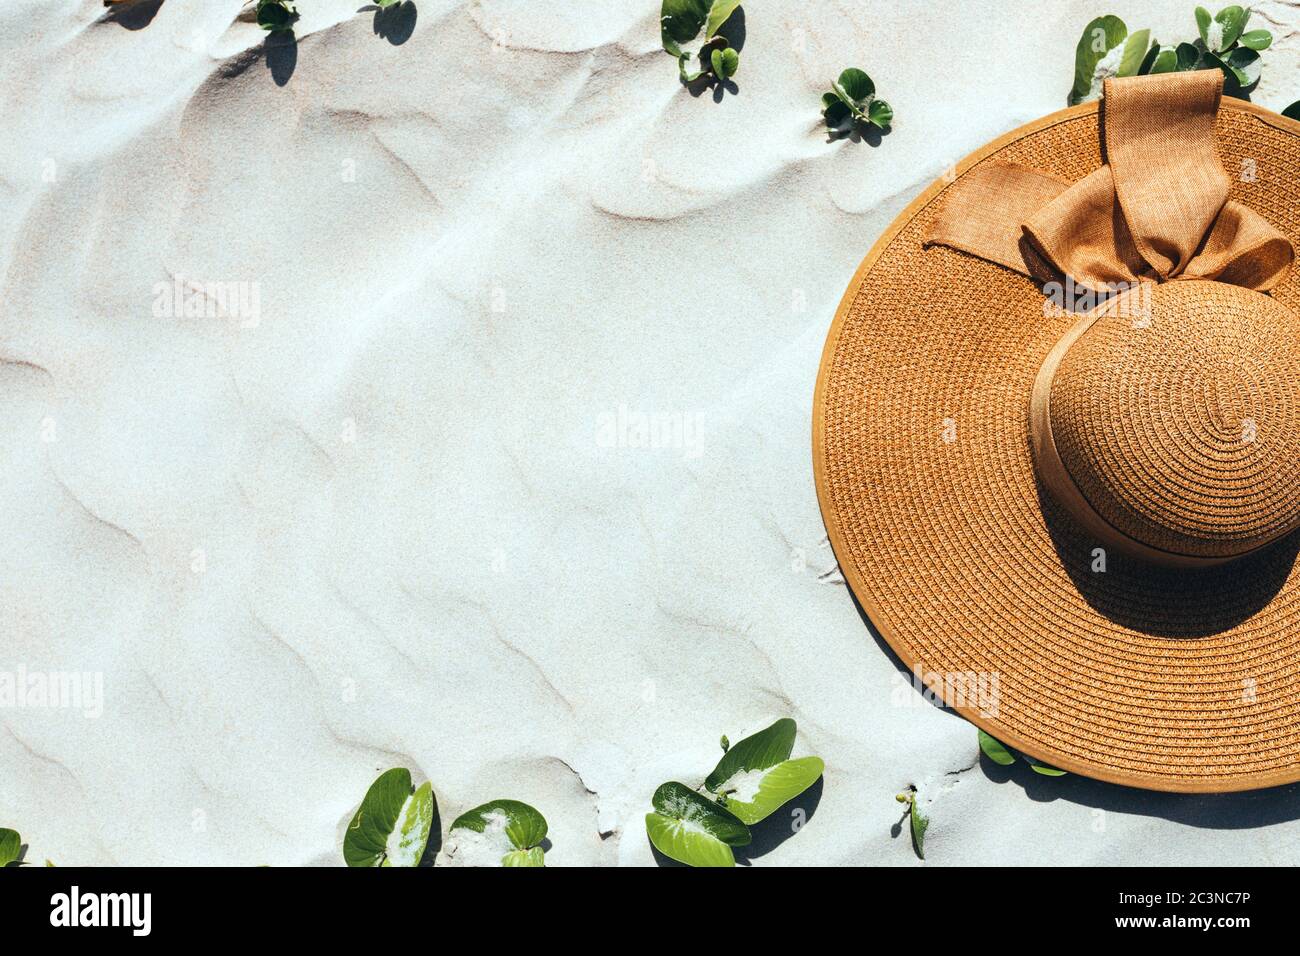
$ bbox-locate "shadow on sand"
[265,31,297,87]
[100,0,164,30]
[366,1,418,45]
[826,122,891,147]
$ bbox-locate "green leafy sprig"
[255,0,299,34]
[0,828,21,867]
[343,768,436,867]
[895,788,928,860]
[1069,7,1272,105]
[645,717,824,867]
[661,0,743,84]
[343,768,548,867]
[822,68,893,134]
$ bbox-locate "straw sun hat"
[813,70,1300,792]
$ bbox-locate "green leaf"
[375,0,401,7]
[978,730,1016,766]
[833,86,868,120]
[704,0,742,39]
[835,67,875,104]
[1116,29,1151,78]
[256,0,298,34]
[1137,42,1160,75]
[382,781,434,867]
[1175,41,1203,71]
[1027,757,1068,777]
[645,813,732,867]
[867,98,893,128]
[705,717,797,792]
[1223,46,1261,87]
[343,768,422,867]
[909,796,929,860]
[712,47,739,79]
[645,782,750,867]
[1195,7,1212,45]
[678,53,706,84]
[1202,49,1246,90]
[717,756,823,824]
[710,47,725,79]
[502,846,546,867]
[720,735,730,752]
[1238,29,1271,51]
[0,829,20,867]
[451,799,547,851]
[823,99,852,130]
[661,0,710,48]
[1215,5,1249,50]
[1283,101,1300,122]
[1069,15,1127,106]
[1146,47,1179,74]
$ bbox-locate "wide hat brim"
[814,97,1300,793]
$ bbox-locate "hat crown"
[1049,281,1300,560]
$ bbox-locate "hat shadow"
[977,747,1300,829]
[1036,479,1300,639]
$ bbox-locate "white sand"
[1,0,1299,866]
[440,810,515,867]
[719,767,767,803]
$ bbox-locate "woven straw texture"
[814,100,1300,792]
[1051,282,1300,560]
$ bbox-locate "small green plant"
[1068,7,1272,105]
[978,729,1067,776]
[1069,17,1148,105]
[343,768,436,867]
[646,783,751,867]
[446,800,548,867]
[1284,101,1300,122]
[822,68,893,134]
[343,768,547,868]
[0,828,21,867]
[895,788,928,860]
[660,0,743,84]
[256,0,299,34]
[645,717,824,867]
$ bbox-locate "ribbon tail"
[923,164,1066,283]
[1103,71,1230,280]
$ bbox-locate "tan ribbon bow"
[925,71,1296,569]
[925,71,1294,292]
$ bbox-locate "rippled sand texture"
[2,0,1299,865]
